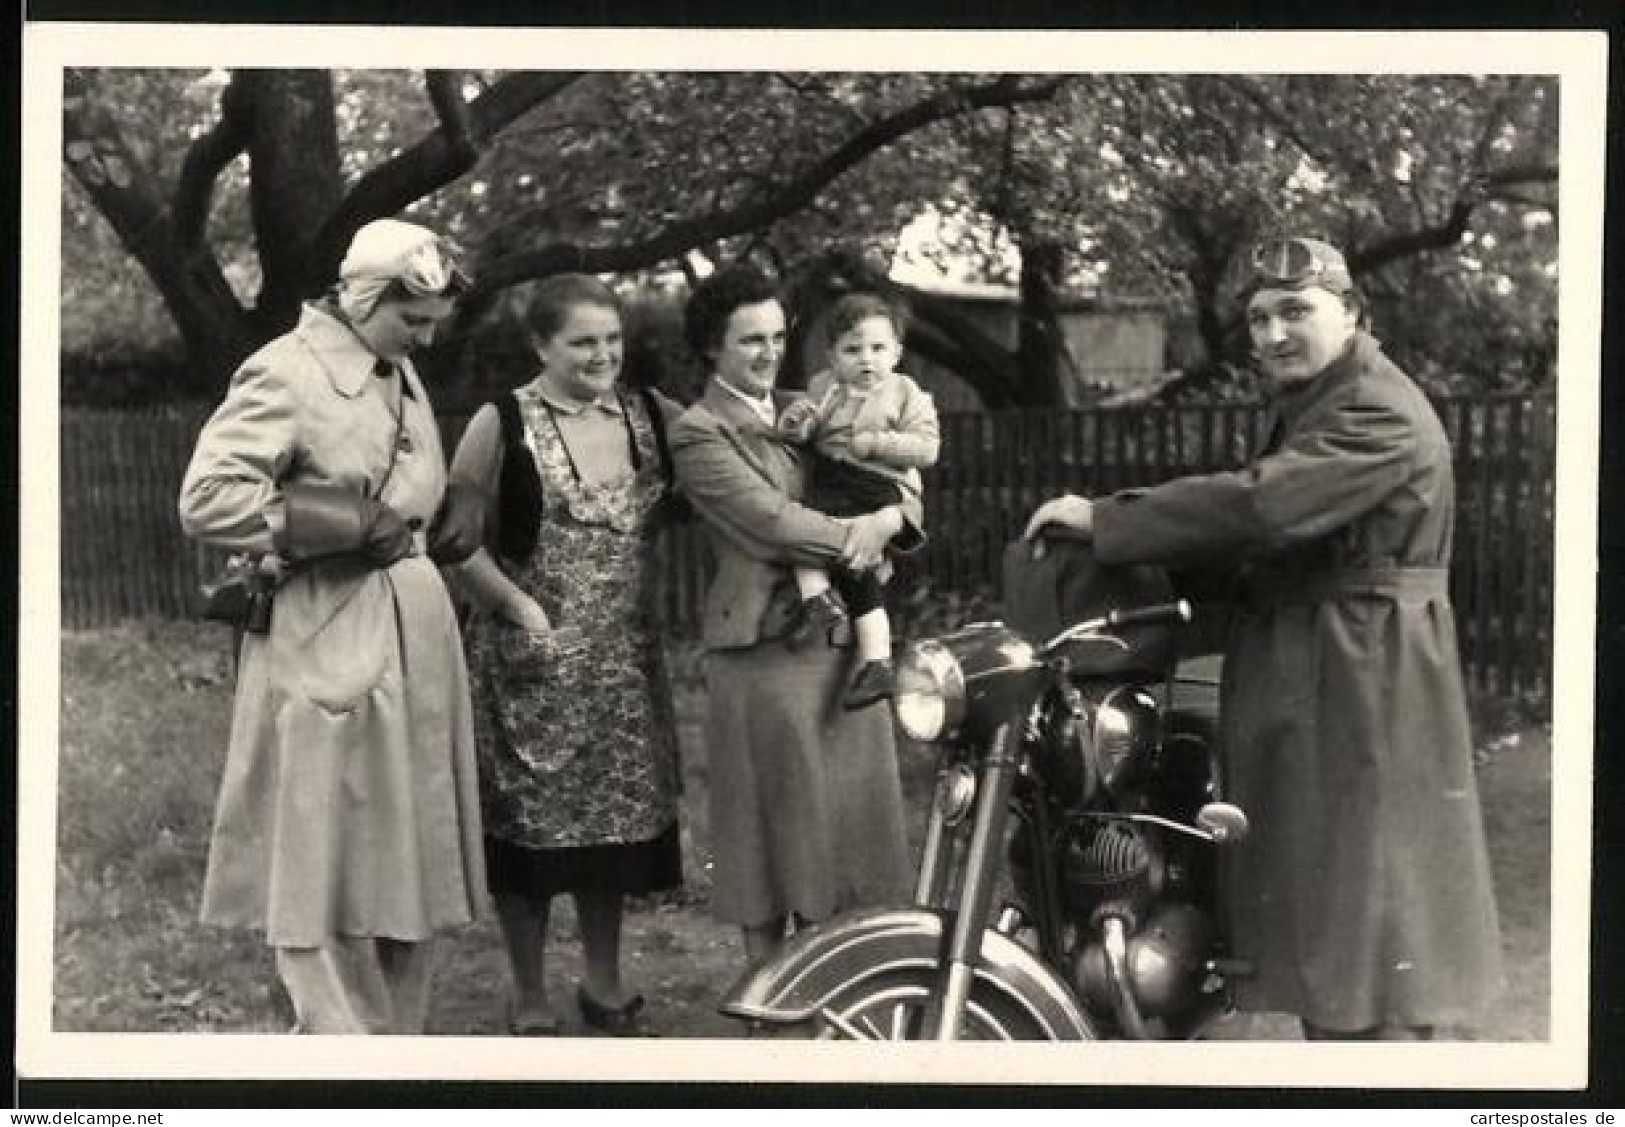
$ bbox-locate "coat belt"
[1246,565,1450,605]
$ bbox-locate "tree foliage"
[60,67,1557,408]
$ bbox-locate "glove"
[427,481,486,566]
[277,483,416,568]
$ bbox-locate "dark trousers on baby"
[802,452,905,618]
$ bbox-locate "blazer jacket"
[670,379,921,650]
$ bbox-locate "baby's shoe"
[843,658,896,711]
[786,591,848,650]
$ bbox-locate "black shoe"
[786,591,848,651]
[843,658,896,711]
[576,985,653,1037]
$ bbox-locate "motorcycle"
[719,537,1252,1041]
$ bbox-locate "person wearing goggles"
[178,217,488,1034]
[1023,235,1502,1041]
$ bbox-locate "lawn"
[46,619,1552,1041]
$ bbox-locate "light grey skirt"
[701,637,911,928]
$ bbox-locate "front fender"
[719,906,1094,1040]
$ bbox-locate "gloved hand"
[277,483,416,568]
[427,480,486,566]
[357,499,416,567]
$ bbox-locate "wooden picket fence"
[56,392,1556,697]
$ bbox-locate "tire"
[809,968,1055,1041]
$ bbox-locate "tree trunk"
[63,69,260,393]
[1014,237,1071,406]
[237,70,347,338]
[158,261,262,392]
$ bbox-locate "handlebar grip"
[1036,524,1094,544]
[1105,599,1192,630]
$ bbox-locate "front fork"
[924,719,1024,1040]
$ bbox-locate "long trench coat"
[1092,332,1502,1031]
[178,303,486,948]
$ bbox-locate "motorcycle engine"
[1057,823,1217,1024]
[1060,819,1161,915]
[1073,901,1216,1021]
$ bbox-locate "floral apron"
[466,388,681,850]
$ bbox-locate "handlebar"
[1077,802,1249,846]
[1105,600,1193,631]
[1033,524,1094,544]
[1039,599,1192,655]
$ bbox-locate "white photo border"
[17,23,1607,1090]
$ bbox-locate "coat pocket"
[272,567,394,712]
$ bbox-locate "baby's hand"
[777,398,818,442]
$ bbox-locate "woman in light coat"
[178,219,487,1034]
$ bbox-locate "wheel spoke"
[820,1007,880,1040]
[813,976,1049,1041]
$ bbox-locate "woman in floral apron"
[449,274,683,1036]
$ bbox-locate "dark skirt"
[484,822,683,901]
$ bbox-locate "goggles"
[393,239,471,297]
[1247,237,1353,293]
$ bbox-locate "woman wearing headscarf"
[178,218,487,1034]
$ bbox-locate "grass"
[48,619,1551,1040]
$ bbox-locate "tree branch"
[1486,163,1559,190]
[1212,75,1345,172]
[62,69,253,373]
[473,74,1069,294]
[1350,161,1556,275]
[425,69,477,159]
[63,70,177,266]
[172,73,251,252]
[1347,198,1476,274]
[305,70,586,290]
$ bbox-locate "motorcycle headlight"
[1091,686,1160,795]
[892,639,966,741]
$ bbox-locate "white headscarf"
[336,218,462,322]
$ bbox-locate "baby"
[778,292,941,710]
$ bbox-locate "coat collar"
[701,377,783,433]
[696,379,801,486]
[525,376,626,418]
[1270,331,1378,433]
[705,376,780,430]
[291,301,393,400]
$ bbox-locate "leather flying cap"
[1246,236,1354,295]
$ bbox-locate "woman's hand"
[504,596,553,634]
[840,506,904,571]
[1022,494,1095,551]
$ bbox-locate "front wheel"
[811,969,1055,1040]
